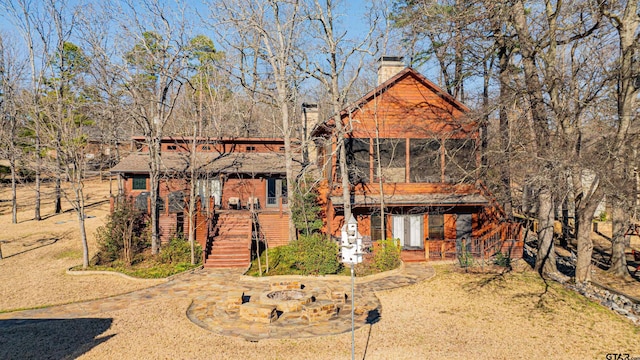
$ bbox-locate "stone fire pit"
[259,289,314,313]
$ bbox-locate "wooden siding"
[329,182,481,198]
[221,178,266,209]
[343,74,475,139]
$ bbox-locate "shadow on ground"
[0,318,114,360]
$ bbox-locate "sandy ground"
[1,178,639,359]
[0,177,164,311]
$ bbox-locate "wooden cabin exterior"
[311,59,523,262]
[110,137,296,268]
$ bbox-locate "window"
[132,175,148,190]
[410,139,441,182]
[345,138,370,183]
[279,146,285,152]
[196,179,222,209]
[168,191,184,213]
[166,145,177,151]
[444,139,476,183]
[201,145,211,151]
[157,196,165,213]
[135,192,149,212]
[370,214,385,242]
[267,178,287,206]
[428,214,444,240]
[375,138,406,182]
[246,146,256,152]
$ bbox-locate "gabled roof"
[312,67,470,136]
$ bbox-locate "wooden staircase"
[204,212,252,268]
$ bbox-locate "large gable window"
[444,139,476,183]
[375,138,406,183]
[345,138,370,184]
[410,139,441,183]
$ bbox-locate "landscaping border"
[66,265,204,281]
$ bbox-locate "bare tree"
[114,0,194,255]
[302,0,381,224]
[601,0,639,278]
[208,0,304,242]
[1,0,51,221]
[0,33,25,224]
[511,0,607,277]
[31,0,93,268]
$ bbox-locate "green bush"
[494,251,512,269]
[294,233,342,275]
[160,236,202,265]
[458,248,474,269]
[95,199,149,265]
[267,244,297,272]
[353,238,402,276]
[372,238,402,272]
[247,245,298,276]
[247,234,342,276]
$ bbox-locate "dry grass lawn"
[0,178,639,359]
[0,177,164,311]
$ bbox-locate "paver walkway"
[0,263,435,340]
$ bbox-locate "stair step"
[204,213,254,268]
[204,261,249,268]
[213,239,250,242]
[211,250,250,256]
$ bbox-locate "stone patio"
[0,263,435,341]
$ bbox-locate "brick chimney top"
[377,56,405,85]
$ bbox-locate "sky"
[0,0,455,100]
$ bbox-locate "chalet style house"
[311,57,522,262]
[110,57,522,268]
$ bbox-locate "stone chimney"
[377,56,405,86]
[302,103,319,165]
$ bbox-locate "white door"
[392,215,423,249]
[409,216,423,248]
[392,216,405,246]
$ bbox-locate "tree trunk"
[188,123,198,265]
[188,191,196,265]
[75,186,89,269]
[610,200,630,278]
[535,187,558,275]
[10,157,17,224]
[281,100,297,243]
[149,136,161,255]
[497,43,512,218]
[55,167,62,214]
[34,132,41,221]
[575,207,593,283]
[574,194,602,283]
